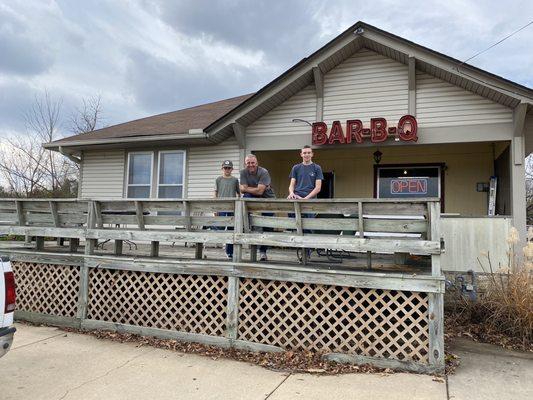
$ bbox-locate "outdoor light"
[373,150,382,164]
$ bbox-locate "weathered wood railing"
[0,198,442,270]
[0,197,444,373]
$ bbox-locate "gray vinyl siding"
[246,85,316,138]
[323,49,409,124]
[80,150,125,199]
[187,139,241,198]
[416,71,513,127]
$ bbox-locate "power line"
[460,20,533,65]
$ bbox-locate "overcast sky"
[1,0,532,139]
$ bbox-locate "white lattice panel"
[238,279,429,363]
[12,261,80,317]
[87,269,228,336]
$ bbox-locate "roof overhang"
[43,131,216,153]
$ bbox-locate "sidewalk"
[0,323,531,400]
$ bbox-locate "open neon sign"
[390,178,428,195]
[312,115,418,145]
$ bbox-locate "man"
[287,145,323,262]
[288,145,323,200]
[240,154,275,261]
[214,160,240,259]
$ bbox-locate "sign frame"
[373,163,445,212]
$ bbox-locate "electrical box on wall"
[476,182,489,192]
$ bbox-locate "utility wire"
[460,20,533,65]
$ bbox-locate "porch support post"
[35,236,45,251]
[233,122,246,149]
[76,262,90,320]
[114,240,123,256]
[226,199,243,341]
[428,292,445,372]
[150,241,160,257]
[429,202,441,277]
[313,66,324,122]
[85,201,96,255]
[194,243,203,259]
[408,56,416,116]
[511,103,527,268]
[69,238,79,253]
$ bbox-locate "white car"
[0,255,16,358]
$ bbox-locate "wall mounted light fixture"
[373,149,383,164]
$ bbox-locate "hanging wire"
[451,19,533,100]
[460,20,533,65]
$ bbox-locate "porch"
[1,197,447,373]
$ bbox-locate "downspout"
[58,146,81,164]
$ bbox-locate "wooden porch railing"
[0,197,445,373]
[0,197,442,272]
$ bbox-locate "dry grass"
[447,269,532,351]
[477,268,533,345]
[447,227,533,351]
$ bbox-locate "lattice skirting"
[87,268,228,336]
[238,278,430,363]
[12,261,434,366]
[12,261,80,318]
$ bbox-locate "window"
[157,151,185,198]
[377,166,441,199]
[127,152,153,198]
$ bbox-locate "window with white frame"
[126,150,186,199]
[157,151,185,198]
[127,152,153,198]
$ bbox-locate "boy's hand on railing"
[287,193,302,200]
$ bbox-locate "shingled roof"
[46,93,254,148]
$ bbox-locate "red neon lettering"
[312,122,328,145]
[398,115,418,142]
[346,120,363,143]
[328,120,345,144]
[370,118,387,143]
[312,116,419,145]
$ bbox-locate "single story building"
[45,21,533,272]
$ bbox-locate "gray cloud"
[125,47,262,113]
[0,81,36,134]
[0,7,54,76]
[147,0,327,66]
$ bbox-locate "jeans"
[217,211,233,257]
[243,193,272,254]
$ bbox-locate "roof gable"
[205,21,532,136]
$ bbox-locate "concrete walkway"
[0,324,531,400]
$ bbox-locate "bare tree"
[526,156,533,203]
[69,95,104,134]
[0,135,47,197]
[23,90,68,193]
[0,91,98,198]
